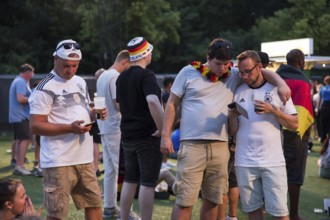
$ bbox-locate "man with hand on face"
[160,38,292,220]
[0,178,42,220]
[29,39,106,220]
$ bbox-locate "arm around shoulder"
[262,69,291,102]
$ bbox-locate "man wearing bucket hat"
[29,39,104,220]
[116,37,163,220]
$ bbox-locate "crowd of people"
[2,35,330,220]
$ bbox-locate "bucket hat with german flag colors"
[127,37,153,62]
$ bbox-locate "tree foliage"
[126,0,180,60]
[1,0,329,74]
[251,0,330,55]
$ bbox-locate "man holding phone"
[29,39,106,220]
[229,50,298,220]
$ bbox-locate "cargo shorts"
[43,163,102,219]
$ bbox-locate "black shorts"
[35,134,40,146]
[92,134,101,144]
[13,119,31,140]
[89,123,102,144]
[122,136,162,187]
[283,130,308,185]
[228,151,238,188]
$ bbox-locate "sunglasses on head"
[56,42,81,51]
[213,41,233,50]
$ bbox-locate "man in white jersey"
[160,38,292,220]
[96,50,131,218]
[229,50,298,220]
[29,39,105,220]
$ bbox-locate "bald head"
[286,49,305,70]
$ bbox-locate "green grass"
[1,134,329,220]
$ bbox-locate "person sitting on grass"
[0,178,42,220]
[318,136,330,179]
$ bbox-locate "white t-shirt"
[234,82,297,167]
[171,65,240,141]
[29,71,93,168]
[96,68,121,135]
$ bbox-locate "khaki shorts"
[43,163,102,219]
[173,140,229,207]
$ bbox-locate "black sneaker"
[96,169,102,177]
[31,167,43,177]
[10,159,16,167]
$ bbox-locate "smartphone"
[83,121,96,127]
[227,102,237,109]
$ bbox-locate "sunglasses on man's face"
[56,43,81,51]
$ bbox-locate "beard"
[246,73,261,87]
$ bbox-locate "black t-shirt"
[116,66,161,140]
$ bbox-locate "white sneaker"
[13,167,31,176]
[161,163,170,170]
[117,211,141,220]
[165,161,176,168]
[225,216,238,220]
[128,211,141,220]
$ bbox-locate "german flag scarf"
[277,64,314,138]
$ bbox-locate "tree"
[251,0,330,55]
[2,0,310,74]
[154,0,290,73]
[0,0,52,73]
[77,0,128,71]
[125,0,180,72]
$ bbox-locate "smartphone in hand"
[227,102,237,109]
[83,121,96,127]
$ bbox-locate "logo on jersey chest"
[77,83,85,94]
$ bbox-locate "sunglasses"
[213,41,233,50]
[238,63,259,77]
[56,42,81,51]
